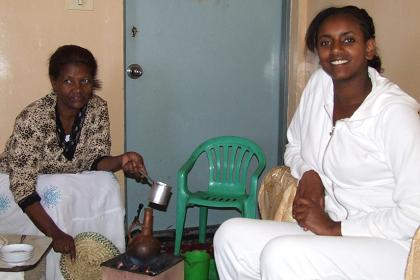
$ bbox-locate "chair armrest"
[258,166,297,222]
[248,160,267,200]
[178,154,198,176]
[405,227,420,280]
[177,152,202,195]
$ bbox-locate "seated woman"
[214,6,420,280]
[0,45,147,260]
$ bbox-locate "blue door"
[125,0,289,230]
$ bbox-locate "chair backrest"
[190,136,266,195]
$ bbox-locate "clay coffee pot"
[127,207,161,260]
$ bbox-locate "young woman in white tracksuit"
[214,6,420,280]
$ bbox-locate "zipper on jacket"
[322,124,336,174]
[321,123,337,198]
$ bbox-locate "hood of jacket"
[320,67,419,122]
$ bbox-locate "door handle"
[127,64,143,79]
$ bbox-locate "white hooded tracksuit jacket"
[285,67,420,250]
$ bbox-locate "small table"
[0,234,52,279]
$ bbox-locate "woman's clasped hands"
[292,170,341,236]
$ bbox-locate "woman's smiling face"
[316,13,375,82]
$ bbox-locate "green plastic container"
[208,258,219,280]
[184,250,210,280]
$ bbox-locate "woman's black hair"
[305,5,382,72]
[48,45,101,89]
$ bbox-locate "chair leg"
[174,202,187,256]
[198,206,208,243]
[243,202,257,219]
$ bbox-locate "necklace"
[55,105,87,160]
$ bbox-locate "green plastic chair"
[174,136,266,255]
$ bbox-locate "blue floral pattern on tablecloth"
[0,194,11,215]
[40,186,61,209]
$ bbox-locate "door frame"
[278,0,291,165]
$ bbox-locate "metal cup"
[148,181,172,206]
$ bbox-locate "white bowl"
[0,244,34,263]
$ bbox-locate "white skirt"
[0,171,125,280]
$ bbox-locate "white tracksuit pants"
[214,218,409,280]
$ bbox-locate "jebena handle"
[127,218,143,243]
[127,203,144,242]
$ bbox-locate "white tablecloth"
[0,272,24,280]
[0,171,126,280]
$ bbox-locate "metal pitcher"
[149,181,172,207]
